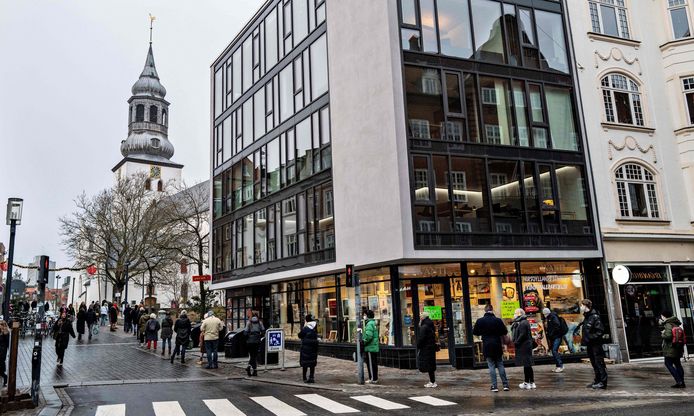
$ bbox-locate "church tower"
[112,37,183,191]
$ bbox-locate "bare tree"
[60,173,175,301]
[157,181,210,313]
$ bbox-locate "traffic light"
[346,264,354,287]
[38,255,50,285]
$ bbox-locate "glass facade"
[400,0,595,250]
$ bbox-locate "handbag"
[501,334,512,346]
[92,325,99,336]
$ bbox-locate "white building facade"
[566,0,694,360]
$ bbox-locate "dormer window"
[151,138,161,148]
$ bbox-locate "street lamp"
[2,198,23,320]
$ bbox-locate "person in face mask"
[578,299,608,389]
[362,309,380,384]
[512,308,535,390]
[659,309,686,388]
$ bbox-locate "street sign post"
[264,328,285,372]
[354,270,364,385]
[32,255,49,406]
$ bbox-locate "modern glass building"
[211,0,607,369]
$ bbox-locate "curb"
[240,376,344,392]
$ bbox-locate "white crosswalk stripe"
[203,399,247,416]
[350,395,410,410]
[295,394,360,414]
[251,396,307,416]
[408,396,456,406]
[152,401,186,416]
[95,404,125,416]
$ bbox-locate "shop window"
[669,0,692,40]
[682,77,694,125]
[271,281,304,340]
[601,73,644,126]
[589,0,631,39]
[304,285,339,342]
[614,163,660,219]
[546,86,579,151]
[341,268,394,345]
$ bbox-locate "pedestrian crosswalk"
[91,394,456,415]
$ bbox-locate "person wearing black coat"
[512,309,535,390]
[171,310,192,364]
[130,307,141,337]
[108,303,118,331]
[123,305,132,333]
[417,313,438,388]
[85,306,97,341]
[0,320,10,386]
[53,312,76,366]
[76,304,87,341]
[578,299,608,389]
[298,314,319,383]
[542,308,565,372]
[472,304,509,392]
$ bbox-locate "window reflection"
[405,67,444,140]
[451,157,489,233]
[480,77,513,146]
[536,10,569,74]
[546,87,578,151]
[472,0,505,63]
[489,160,523,233]
[556,165,589,234]
[438,0,473,59]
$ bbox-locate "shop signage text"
[423,305,442,320]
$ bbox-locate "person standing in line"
[145,313,160,350]
[543,308,565,373]
[660,309,686,388]
[362,310,380,384]
[417,312,438,388]
[67,304,75,321]
[100,302,108,326]
[0,320,10,386]
[473,304,510,392]
[123,303,132,334]
[138,307,149,346]
[201,311,223,369]
[243,312,265,377]
[76,304,86,342]
[131,306,141,337]
[299,314,319,383]
[171,310,191,364]
[160,311,174,357]
[512,308,536,390]
[52,311,76,366]
[85,305,97,341]
[578,299,608,389]
[108,303,118,332]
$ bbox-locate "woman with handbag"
[512,308,536,390]
[416,312,438,388]
[171,310,191,364]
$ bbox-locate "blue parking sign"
[267,330,284,352]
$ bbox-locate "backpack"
[672,326,687,346]
[147,319,158,332]
[247,323,262,344]
[558,316,569,336]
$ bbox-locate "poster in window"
[328,298,338,318]
[379,296,389,318]
[368,296,379,318]
[292,303,300,323]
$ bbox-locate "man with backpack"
[243,312,265,376]
[660,309,686,388]
[578,299,608,389]
[543,308,568,373]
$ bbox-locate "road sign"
[192,274,212,282]
[267,329,284,352]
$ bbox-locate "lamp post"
[2,198,23,320]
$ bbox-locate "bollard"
[8,321,19,399]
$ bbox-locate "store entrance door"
[412,280,454,365]
[675,286,694,356]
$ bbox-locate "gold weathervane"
[149,13,156,44]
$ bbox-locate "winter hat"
[542,308,551,316]
[180,310,187,316]
[420,312,430,321]
[305,314,314,322]
[150,313,156,319]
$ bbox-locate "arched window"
[601,73,644,126]
[162,109,168,126]
[145,178,151,191]
[149,105,158,123]
[615,163,660,218]
[135,104,145,122]
[157,180,163,192]
[129,105,132,123]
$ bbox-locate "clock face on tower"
[150,166,161,179]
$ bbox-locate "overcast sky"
[0,0,263,284]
